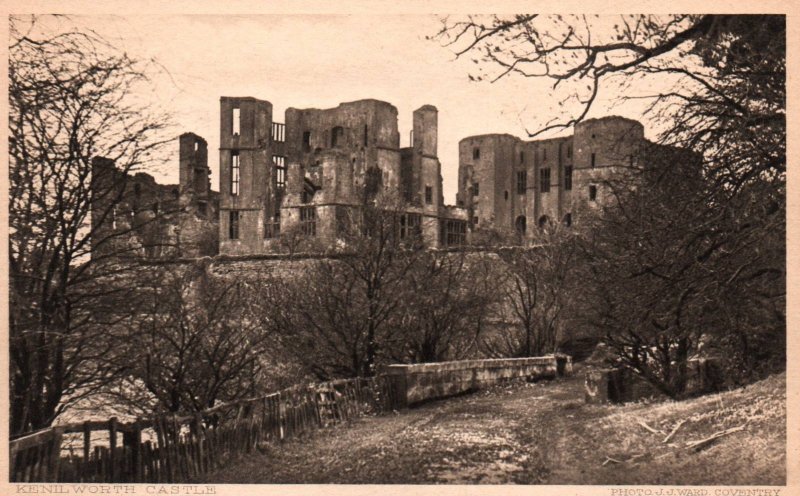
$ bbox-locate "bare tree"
[394,250,498,364]
[483,239,577,359]
[434,15,785,390]
[271,206,424,379]
[113,265,274,414]
[8,15,172,434]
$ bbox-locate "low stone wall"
[584,358,722,404]
[384,355,570,408]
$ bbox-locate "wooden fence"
[10,376,398,483]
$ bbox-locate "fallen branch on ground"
[602,456,623,466]
[637,419,664,435]
[663,420,687,444]
[685,424,747,452]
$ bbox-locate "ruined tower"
[218,97,274,255]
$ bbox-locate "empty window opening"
[564,166,573,191]
[271,122,285,142]
[591,153,596,168]
[441,219,467,246]
[473,216,479,225]
[300,206,317,236]
[589,185,598,201]
[194,141,199,152]
[399,213,422,241]
[567,145,572,158]
[363,125,369,146]
[425,185,433,204]
[538,215,550,229]
[273,155,286,192]
[302,131,311,152]
[152,202,159,215]
[517,170,527,194]
[543,148,547,161]
[591,133,596,139]
[229,210,240,240]
[515,215,527,235]
[331,126,344,148]
[232,108,241,135]
[504,190,509,200]
[472,182,479,196]
[265,211,280,239]
[563,213,572,227]
[231,152,240,195]
[540,168,551,193]
[198,202,207,217]
[520,151,525,164]
[473,147,480,160]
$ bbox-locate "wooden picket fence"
[10,376,399,483]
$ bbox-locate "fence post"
[108,418,118,482]
[132,419,143,481]
[82,421,91,481]
[49,427,64,482]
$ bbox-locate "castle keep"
[91,97,653,258]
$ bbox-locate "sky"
[43,14,656,203]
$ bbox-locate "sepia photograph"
[4,2,791,492]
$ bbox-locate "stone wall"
[584,358,723,404]
[383,355,570,408]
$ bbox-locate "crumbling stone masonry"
[90,133,219,259]
[92,97,674,259]
[217,97,469,255]
[457,116,646,240]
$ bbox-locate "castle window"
[265,211,280,239]
[273,155,286,191]
[517,170,527,194]
[229,211,239,240]
[538,215,550,229]
[520,151,525,164]
[331,126,344,148]
[567,145,572,158]
[564,166,573,191]
[515,215,527,235]
[589,185,598,201]
[232,108,240,136]
[300,206,317,236]
[563,213,572,227]
[504,190,509,200]
[111,205,117,230]
[543,148,547,161]
[152,202,159,215]
[540,168,551,193]
[363,125,369,146]
[231,151,240,195]
[302,131,311,152]
[399,213,421,241]
[472,182,479,196]
[194,141,199,152]
[441,219,467,246]
[198,202,207,216]
[473,217,479,225]
[591,153,596,167]
[473,147,480,160]
[425,186,433,204]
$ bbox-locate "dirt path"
[201,369,785,485]
[203,375,581,484]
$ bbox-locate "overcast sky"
[52,14,655,202]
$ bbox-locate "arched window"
[563,213,572,227]
[538,215,550,229]
[473,147,480,160]
[515,215,527,235]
